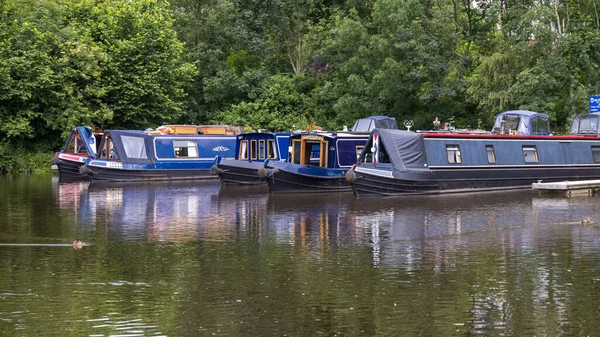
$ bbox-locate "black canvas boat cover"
[109,130,155,165]
[376,129,428,172]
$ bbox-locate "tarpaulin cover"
[374,129,428,171]
[351,116,398,132]
[108,130,155,165]
[492,110,550,135]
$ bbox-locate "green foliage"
[4,0,600,172]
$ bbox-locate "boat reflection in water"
[53,178,600,259]
[83,181,270,242]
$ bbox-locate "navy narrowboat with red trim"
[348,112,600,196]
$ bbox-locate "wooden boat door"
[291,135,328,167]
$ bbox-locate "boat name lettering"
[302,135,323,141]
[107,162,122,169]
[212,146,230,152]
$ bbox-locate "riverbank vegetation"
[1,0,599,172]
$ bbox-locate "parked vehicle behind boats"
[213,132,291,185]
[52,126,103,178]
[81,125,239,182]
[348,111,600,197]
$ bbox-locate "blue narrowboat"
[261,116,399,194]
[52,126,103,178]
[213,132,291,185]
[349,112,600,196]
[81,125,239,182]
[262,131,370,193]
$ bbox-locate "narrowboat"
[261,116,399,194]
[52,126,103,178]
[81,125,239,182]
[262,131,370,193]
[213,132,291,185]
[348,112,600,196]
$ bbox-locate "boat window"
[503,116,520,132]
[292,140,302,164]
[267,140,277,159]
[239,140,249,160]
[258,140,266,160]
[173,140,198,157]
[309,143,321,165]
[356,146,364,161]
[532,117,549,135]
[99,136,117,160]
[592,146,600,163]
[66,131,86,154]
[446,145,462,164]
[250,140,257,160]
[523,146,538,163]
[486,145,496,164]
[121,135,147,159]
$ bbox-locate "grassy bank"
[0,143,55,174]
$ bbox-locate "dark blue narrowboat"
[81,125,239,182]
[261,116,399,194]
[213,132,291,185]
[52,126,103,178]
[349,112,600,196]
[262,131,371,193]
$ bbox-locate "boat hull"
[216,160,265,185]
[266,168,351,194]
[83,164,215,183]
[53,154,90,178]
[352,165,600,196]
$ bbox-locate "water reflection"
[2,175,599,336]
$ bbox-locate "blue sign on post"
[590,96,600,113]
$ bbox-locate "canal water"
[1,173,600,336]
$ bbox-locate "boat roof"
[351,116,398,133]
[496,110,549,119]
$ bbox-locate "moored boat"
[52,126,102,178]
[262,116,399,194]
[81,125,239,182]
[213,132,291,185]
[349,111,600,196]
[263,131,370,193]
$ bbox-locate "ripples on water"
[1,173,600,336]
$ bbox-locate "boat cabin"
[491,110,550,136]
[96,130,237,167]
[570,114,600,136]
[351,116,398,132]
[236,132,291,162]
[61,126,103,158]
[287,132,369,169]
[146,124,239,135]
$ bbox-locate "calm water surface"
[1,173,600,336]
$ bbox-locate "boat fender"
[209,165,225,175]
[257,167,279,178]
[79,165,97,175]
[345,169,357,184]
[257,167,268,178]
